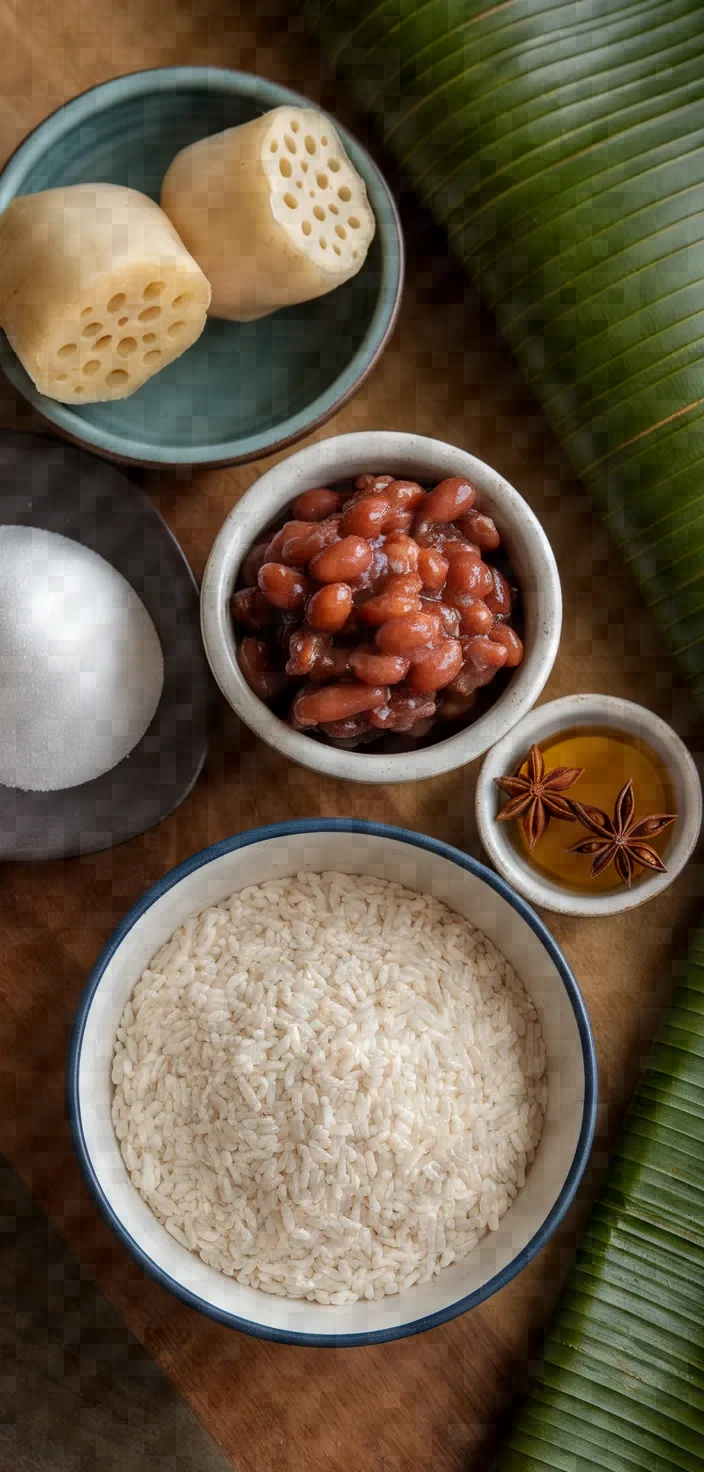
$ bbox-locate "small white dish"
[201,431,562,784]
[476,694,702,917]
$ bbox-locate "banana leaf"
[496,932,704,1469]
[303,0,704,706]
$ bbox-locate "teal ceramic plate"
[0,68,404,468]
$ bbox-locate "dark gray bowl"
[0,433,211,859]
[0,68,404,468]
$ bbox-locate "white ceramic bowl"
[476,694,702,917]
[67,820,597,1346]
[200,432,562,782]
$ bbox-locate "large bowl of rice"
[67,820,597,1346]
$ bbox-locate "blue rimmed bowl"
[0,68,403,468]
[67,820,597,1347]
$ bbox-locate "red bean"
[358,573,423,626]
[292,681,389,727]
[461,634,508,687]
[452,593,493,635]
[418,545,448,593]
[423,476,477,523]
[421,597,460,637]
[384,479,426,511]
[383,534,420,575]
[412,517,468,553]
[284,629,349,680]
[231,586,275,631]
[457,508,500,551]
[489,624,524,666]
[369,689,437,732]
[348,646,410,685]
[376,609,443,655]
[238,637,287,701]
[241,539,270,587]
[309,536,373,583]
[485,566,512,619]
[354,473,393,493]
[279,516,341,567]
[445,549,494,599]
[340,495,392,539]
[291,487,342,521]
[258,562,309,610]
[406,638,463,692]
[306,582,353,633]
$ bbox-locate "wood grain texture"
[0,3,701,1470]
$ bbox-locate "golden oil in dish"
[512,726,676,892]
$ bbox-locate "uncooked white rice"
[111,872,547,1304]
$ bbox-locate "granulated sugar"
[0,525,164,791]
[112,872,548,1304]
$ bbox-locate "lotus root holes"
[319,236,327,249]
[167,320,187,337]
[279,157,292,178]
[316,173,329,190]
[313,205,326,221]
[321,135,328,145]
[302,220,312,236]
[82,321,103,338]
[144,350,161,366]
[108,294,126,313]
[305,135,316,154]
[172,293,192,308]
[83,360,101,376]
[106,369,129,387]
[329,158,340,172]
[117,337,137,356]
[57,343,78,360]
[284,193,298,210]
[139,306,161,323]
[143,281,166,301]
[333,246,341,256]
[291,119,300,133]
[285,134,297,153]
[349,216,361,230]
[335,225,347,239]
[301,160,308,173]
[339,187,352,203]
[329,203,339,215]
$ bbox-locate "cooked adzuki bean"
[406,638,463,692]
[258,562,309,610]
[457,508,500,551]
[239,637,288,702]
[422,476,477,523]
[485,565,512,619]
[488,624,524,665]
[309,535,373,583]
[306,582,353,633]
[348,646,410,685]
[292,681,389,727]
[291,487,342,521]
[233,467,524,747]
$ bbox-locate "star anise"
[494,744,584,849]
[567,779,676,887]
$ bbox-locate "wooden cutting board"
[0,2,700,1468]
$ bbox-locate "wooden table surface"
[0,3,701,1469]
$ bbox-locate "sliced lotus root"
[160,106,376,322]
[0,184,211,404]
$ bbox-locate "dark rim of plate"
[66,818,598,1348]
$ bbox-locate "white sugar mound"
[0,525,164,791]
[112,872,548,1305]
